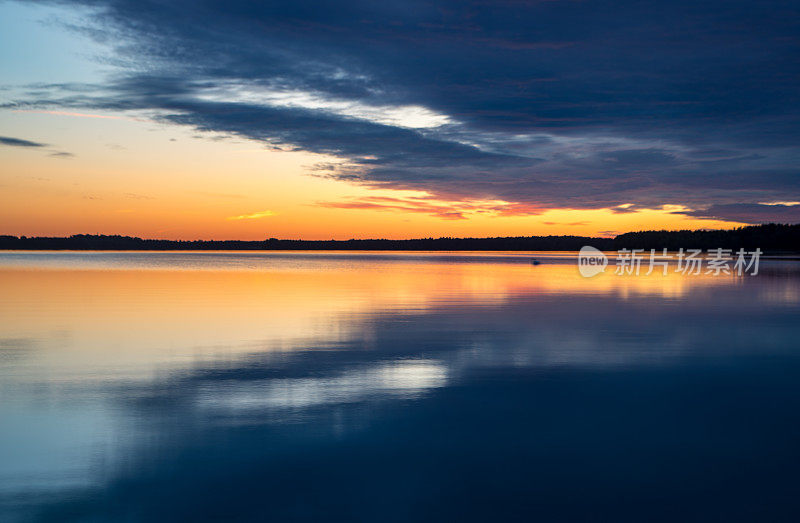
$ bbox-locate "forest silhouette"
[1,224,798,252]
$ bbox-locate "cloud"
[194,83,453,129]
[318,196,470,220]
[6,0,800,221]
[679,203,800,224]
[0,136,46,148]
[48,151,75,158]
[227,210,276,220]
[0,136,74,158]
[316,195,545,220]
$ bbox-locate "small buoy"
[531,259,541,265]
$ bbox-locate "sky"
[1,0,799,240]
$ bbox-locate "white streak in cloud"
[194,81,453,129]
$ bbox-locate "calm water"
[1,251,800,522]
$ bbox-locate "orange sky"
[0,110,744,240]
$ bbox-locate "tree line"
[1,224,798,252]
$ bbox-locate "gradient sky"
[1,0,799,240]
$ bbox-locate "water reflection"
[1,252,800,521]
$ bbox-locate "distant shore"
[2,224,799,252]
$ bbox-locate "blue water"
[1,252,799,521]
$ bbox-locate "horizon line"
[1,223,797,244]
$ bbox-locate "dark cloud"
[680,203,800,224]
[0,136,74,158]
[0,136,46,147]
[49,151,75,158]
[12,0,800,222]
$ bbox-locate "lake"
[1,251,799,521]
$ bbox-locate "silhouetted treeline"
[611,224,800,252]
[0,234,611,251]
[1,224,798,251]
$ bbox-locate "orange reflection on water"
[0,254,749,383]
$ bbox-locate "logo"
[578,245,608,277]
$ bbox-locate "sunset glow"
[0,109,744,239]
[3,1,797,239]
